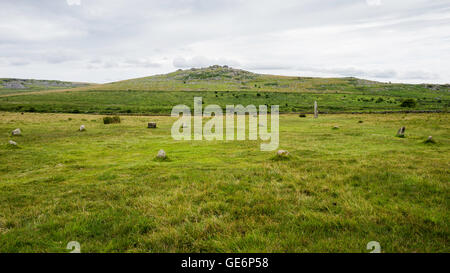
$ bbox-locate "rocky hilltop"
[0,78,90,90]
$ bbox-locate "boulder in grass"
[148,122,157,128]
[157,149,166,159]
[396,126,406,137]
[277,150,289,157]
[12,128,21,136]
[8,140,17,146]
[272,149,290,161]
[79,125,86,131]
[424,136,436,144]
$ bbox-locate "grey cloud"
[124,58,162,68]
[10,61,30,66]
[86,58,161,69]
[246,63,294,71]
[173,56,240,68]
[296,66,398,79]
[0,0,449,83]
[399,70,440,80]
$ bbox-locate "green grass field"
[0,112,448,252]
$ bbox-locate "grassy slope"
[0,112,448,252]
[0,66,448,114]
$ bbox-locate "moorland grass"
[0,112,448,253]
[0,89,447,115]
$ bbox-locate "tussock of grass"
[5,143,20,149]
[153,156,171,162]
[270,155,291,161]
[103,116,121,124]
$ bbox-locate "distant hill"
[91,65,380,93]
[0,66,448,114]
[0,78,93,96]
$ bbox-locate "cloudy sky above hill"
[0,0,449,83]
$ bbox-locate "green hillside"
[0,66,448,114]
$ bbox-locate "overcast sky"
[0,0,449,84]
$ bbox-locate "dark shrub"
[299,114,306,118]
[400,99,417,108]
[103,116,121,124]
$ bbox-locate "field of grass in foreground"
[0,112,448,252]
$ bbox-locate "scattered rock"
[396,126,406,137]
[8,140,17,146]
[148,122,157,128]
[157,149,166,159]
[4,82,26,89]
[424,136,436,144]
[79,125,86,131]
[277,150,289,157]
[11,128,21,136]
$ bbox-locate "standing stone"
[12,128,21,136]
[79,125,86,131]
[396,126,406,137]
[8,140,17,146]
[148,122,157,128]
[314,101,318,118]
[157,149,166,159]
